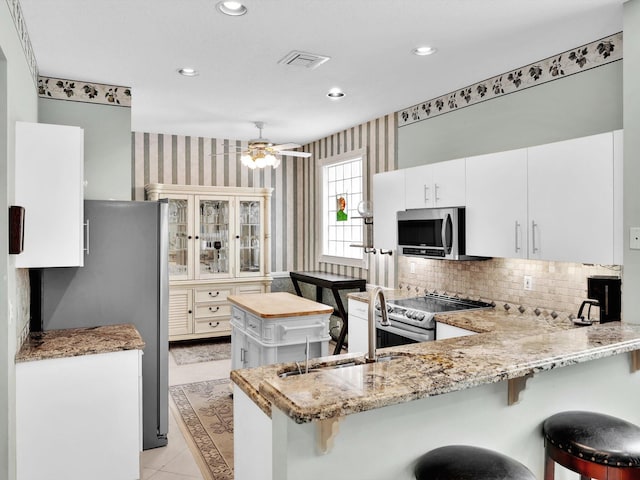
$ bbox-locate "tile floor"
[140,349,232,479]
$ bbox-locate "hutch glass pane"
[168,199,188,276]
[239,200,261,272]
[199,199,230,275]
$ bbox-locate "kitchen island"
[231,307,640,480]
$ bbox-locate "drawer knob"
[209,306,220,313]
[188,309,192,314]
[209,321,220,328]
[209,291,220,297]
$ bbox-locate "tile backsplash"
[397,256,621,319]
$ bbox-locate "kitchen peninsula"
[231,306,640,480]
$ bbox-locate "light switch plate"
[631,227,640,250]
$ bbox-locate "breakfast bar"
[231,307,640,480]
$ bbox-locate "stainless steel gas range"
[375,293,493,346]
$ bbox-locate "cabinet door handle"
[424,185,430,203]
[434,184,440,203]
[209,291,220,297]
[195,235,199,239]
[531,221,539,253]
[515,221,521,252]
[187,235,193,240]
[208,321,220,328]
[240,347,245,362]
[188,309,192,315]
[209,306,220,313]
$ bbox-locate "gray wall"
[624,0,640,324]
[39,98,131,200]
[398,61,623,168]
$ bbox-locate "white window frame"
[316,148,368,269]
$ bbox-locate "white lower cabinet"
[347,298,369,354]
[436,321,477,340]
[16,349,142,480]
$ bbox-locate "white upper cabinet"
[373,170,405,250]
[465,131,621,264]
[527,132,616,264]
[404,158,466,209]
[465,149,528,259]
[15,121,84,268]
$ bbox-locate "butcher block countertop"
[231,306,640,423]
[228,292,333,318]
[16,324,145,363]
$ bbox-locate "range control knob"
[417,313,426,321]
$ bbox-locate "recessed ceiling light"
[327,88,345,99]
[216,1,247,16]
[177,67,199,77]
[412,46,437,56]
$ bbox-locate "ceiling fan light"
[255,156,267,168]
[216,1,247,16]
[272,157,281,168]
[240,154,253,166]
[264,153,277,166]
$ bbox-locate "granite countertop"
[231,305,640,424]
[15,324,145,363]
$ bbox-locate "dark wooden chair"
[543,411,640,480]
[414,445,536,480]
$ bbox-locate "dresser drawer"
[194,318,231,334]
[195,287,232,303]
[195,303,231,319]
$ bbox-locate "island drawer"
[242,311,330,345]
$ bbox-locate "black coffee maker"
[583,275,622,323]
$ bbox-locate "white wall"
[1,3,39,479]
[623,0,640,324]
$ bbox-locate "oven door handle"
[377,322,434,343]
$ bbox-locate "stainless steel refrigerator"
[37,200,169,450]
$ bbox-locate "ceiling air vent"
[277,51,330,70]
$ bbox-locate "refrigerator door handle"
[83,219,90,255]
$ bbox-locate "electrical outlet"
[631,227,640,250]
[410,262,416,274]
[524,275,533,291]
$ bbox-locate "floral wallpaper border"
[38,75,132,107]
[5,0,38,85]
[398,32,622,127]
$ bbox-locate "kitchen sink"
[277,352,409,378]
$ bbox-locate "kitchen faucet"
[367,287,390,362]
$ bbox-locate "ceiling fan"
[221,122,311,169]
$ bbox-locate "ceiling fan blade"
[279,150,311,158]
[271,143,301,151]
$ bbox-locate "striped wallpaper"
[132,113,397,287]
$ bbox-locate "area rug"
[170,339,232,365]
[169,378,234,480]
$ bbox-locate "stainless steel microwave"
[397,207,485,260]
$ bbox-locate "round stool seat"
[414,445,536,480]
[543,411,640,468]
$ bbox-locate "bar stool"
[414,445,536,480]
[543,411,640,480]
